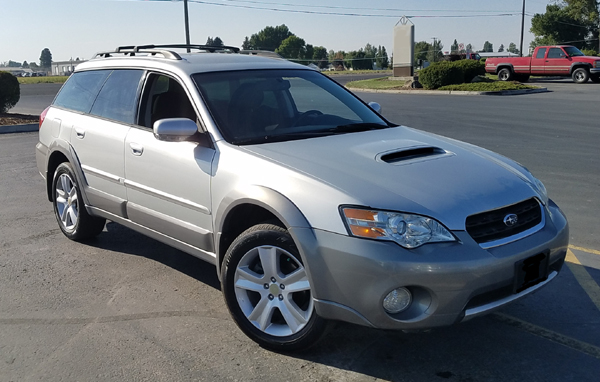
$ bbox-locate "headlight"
[341,207,456,249]
[532,177,549,205]
[594,61,600,68]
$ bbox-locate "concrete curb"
[0,123,38,134]
[347,87,549,96]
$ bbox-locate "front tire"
[52,162,106,241]
[497,68,513,81]
[221,223,328,351]
[590,74,600,83]
[572,68,589,83]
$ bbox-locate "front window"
[193,69,389,145]
[563,46,585,57]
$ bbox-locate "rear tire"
[221,223,329,352]
[572,68,589,84]
[52,162,106,241]
[497,68,513,81]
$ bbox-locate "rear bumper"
[292,199,568,330]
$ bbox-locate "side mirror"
[368,102,382,114]
[153,118,198,142]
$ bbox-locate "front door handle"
[129,143,144,156]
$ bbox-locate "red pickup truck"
[485,45,600,83]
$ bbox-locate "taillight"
[39,106,50,130]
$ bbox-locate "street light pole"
[519,0,526,56]
[184,0,191,52]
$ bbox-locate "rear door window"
[535,48,547,59]
[53,70,110,113]
[90,70,144,124]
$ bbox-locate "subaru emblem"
[503,214,518,227]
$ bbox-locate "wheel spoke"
[60,175,71,194]
[248,297,275,331]
[279,299,307,333]
[281,268,310,293]
[67,205,78,227]
[258,246,279,278]
[235,267,266,292]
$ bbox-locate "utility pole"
[184,0,191,52]
[432,37,437,62]
[519,0,525,57]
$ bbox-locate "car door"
[544,47,571,75]
[124,73,216,254]
[530,47,547,75]
[64,69,144,217]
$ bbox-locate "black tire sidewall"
[573,68,589,83]
[221,224,326,351]
[51,162,105,241]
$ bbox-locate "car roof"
[75,45,311,77]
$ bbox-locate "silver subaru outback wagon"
[36,44,569,351]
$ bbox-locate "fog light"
[383,287,412,314]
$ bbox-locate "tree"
[7,60,21,68]
[242,37,251,50]
[0,71,20,113]
[305,44,314,62]
[29,62,39,69]
[466,43,473,52]
[40,48,52,68]
[507,42,520,55]
[22,61,29,68]
[482,41,494,52]
[451,39,459,54]
[275,36,306,60]
[313,46,328,69]
[376,46,389,69]
[427,39,444,62]
[414,41,431,65]
[246,24,294,51]
[498,44,505,52]
[213,37,223,46]
[530,3,596,50]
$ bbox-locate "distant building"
[51,59,86,76]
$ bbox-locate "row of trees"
[241,25,389,70]
[0,48,52,69]
[530,0,599,51]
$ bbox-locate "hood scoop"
[378,145,453,165]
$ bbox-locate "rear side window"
[535,48,547,59]
[90,70,143,124]
[53,70,110,113]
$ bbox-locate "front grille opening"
[381,147,445,163]
[466,198,542,244]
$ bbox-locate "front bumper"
[292,200,568,330]
[590,68,600,74]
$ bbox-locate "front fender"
[213,185,312,276]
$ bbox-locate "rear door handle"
[129,143,144,156]
[75,128,85,139]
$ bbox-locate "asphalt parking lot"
[1,79,599,381]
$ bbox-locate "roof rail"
[93,44,240,60]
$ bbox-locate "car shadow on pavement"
[86,221,221,290]
[288,316,597,381]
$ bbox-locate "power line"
[136,0,524,18]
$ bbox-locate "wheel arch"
[570,62,592,74]
[214,186,312,278]
[45,140,91,206]
[495,63,514,74]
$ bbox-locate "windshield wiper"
[329,122,390,133]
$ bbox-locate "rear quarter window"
[90,70,143,124]
[53,70,110,113]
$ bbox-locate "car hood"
[240,126,541,230]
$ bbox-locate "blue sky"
[2,0,551,64]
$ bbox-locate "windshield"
[563,46,585,57]
[193,69,389,145]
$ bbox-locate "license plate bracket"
[514,252,549,293]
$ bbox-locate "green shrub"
[0,71,20,113]
[418,61,463,89]
[451,59,486,83]
[581,49,598,57]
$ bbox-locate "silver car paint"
[36,52,569,332]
